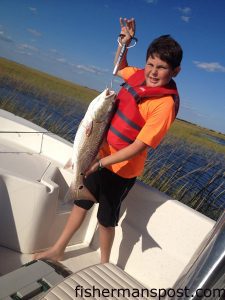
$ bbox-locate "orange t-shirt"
[99,67,176,178]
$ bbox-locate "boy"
[34,18,182,263]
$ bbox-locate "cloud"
[43,51,108,76]
[193,61,225,72]
[15,43,39,56]
[0,30,13,43]
[177,7,191,14]
[145,0,158,4]
[49,48,59,54]
[15,50,32,56]
[29,7,37,14]
[17,43,38,52]
[27,28,42,37]
[181,16,191,23]
[56,57,67,63]
[47,48,64,59]
[76,64,109,75]
[177,6,191,23]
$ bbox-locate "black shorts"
[81,168,136,227]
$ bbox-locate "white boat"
[0,108,224,299]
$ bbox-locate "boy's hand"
[84,158,99,177]
[119,17,136,45]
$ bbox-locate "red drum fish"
[64,89,116,202]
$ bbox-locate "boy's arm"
[114,18,136,78]
[85,139,148,177]
[101,139,147,165]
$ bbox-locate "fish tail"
[63,185,77,203]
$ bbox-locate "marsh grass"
[1,57,225,220]
[170,119,225,154]
[0,57,98,105]
[140,135,225,220]
[0,94,79,142]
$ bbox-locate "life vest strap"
[121,82,141,103]
[109,125,134,144]
[117,109,142,131]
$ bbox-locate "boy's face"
[144,54,180,87]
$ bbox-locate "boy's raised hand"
[119,17,136,45]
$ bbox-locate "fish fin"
[77,186,96,202]
[64,158,73,169]
[85,120,93,137]
[63,185,96,203]
[63,188,74,203]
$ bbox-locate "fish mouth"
[105,88,116,99]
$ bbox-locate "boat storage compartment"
[0,110,98,254]
[0,260,72,300]
[0,161,97,254]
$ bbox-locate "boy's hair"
[146,35,183,69]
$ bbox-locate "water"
[145,139,225,215]
[0,86,85,141]
[201,133,225,146]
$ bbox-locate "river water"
[201,133,225,146]
[0,87,224,219]
[0,86,85,137]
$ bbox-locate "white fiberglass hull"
[1,109,221,299]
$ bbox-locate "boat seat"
[42,263,151,299]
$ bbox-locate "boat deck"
[0,243,100,277]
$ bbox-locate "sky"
[0,0,225,133]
